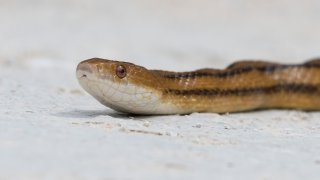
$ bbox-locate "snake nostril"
[82,74,87,78]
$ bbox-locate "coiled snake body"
[76,58,320,114]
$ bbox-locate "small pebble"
[166,131,178,137]
[193,123,202,128]
[143,121,150,127]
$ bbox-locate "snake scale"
[76,58,320,114]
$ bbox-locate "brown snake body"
[76,58,320,114]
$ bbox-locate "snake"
[76,58,320,115]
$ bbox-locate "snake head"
[76,58,163,114]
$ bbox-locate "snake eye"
[116,65,126,79]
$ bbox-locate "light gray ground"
[1,1,320,179]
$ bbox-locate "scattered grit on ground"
[1,1,320,179]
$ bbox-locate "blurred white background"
[1,0,320,70]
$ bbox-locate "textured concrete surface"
[1,1,320,179]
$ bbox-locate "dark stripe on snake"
[165,83,319,96]
[162,61,320,79]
